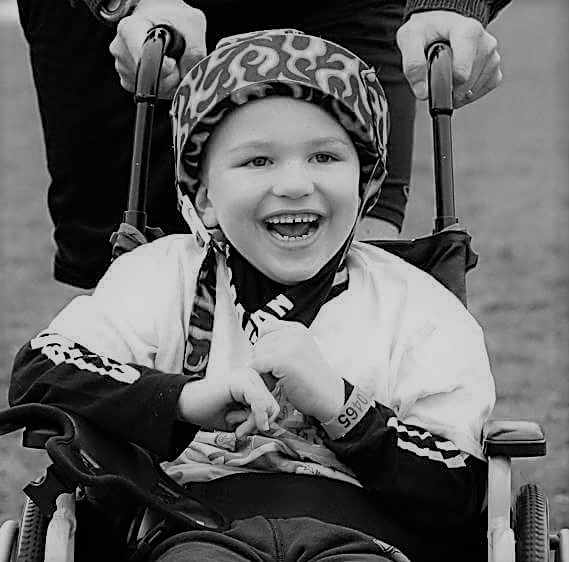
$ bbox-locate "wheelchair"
[0,31,567,562]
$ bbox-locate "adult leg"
[17,0,185,289]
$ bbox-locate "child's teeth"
[266,213,319,224]
[273,233,311,241]
[265,213,320,240]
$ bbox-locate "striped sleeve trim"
[30,331,141,384]
[387,417,468,468]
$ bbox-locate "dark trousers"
[150,516,405,562]
[17,0,415,288]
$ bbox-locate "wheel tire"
[514,483,549,562]
[14,499,48,562]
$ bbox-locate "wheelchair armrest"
[483,420,546,458]
[22,426,60,449]
[0,404,228,532]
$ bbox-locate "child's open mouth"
[265,213,321,241]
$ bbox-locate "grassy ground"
[1,0,568,533]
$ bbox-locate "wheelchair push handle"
[427,41,453,116]
[426,41,458,233]
[125,25,186,232]
[135,24,186,101]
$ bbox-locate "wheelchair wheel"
[14,498,48,562]
[513,483,549,562]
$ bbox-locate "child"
[10,30,495,562]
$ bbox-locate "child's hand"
[177,367,279,438]
[250,319,344,422]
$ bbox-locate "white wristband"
[321,386,373,440]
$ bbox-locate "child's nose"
[271,163,315,199]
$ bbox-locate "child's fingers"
[235,413,258,440]
[250,391,279,432]
[249,395,271,432]
[230,368,280,431]
[224,408,249,429]
[235,397,279,439]
[267,399,280,423]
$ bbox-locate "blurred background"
[1,0,568,531]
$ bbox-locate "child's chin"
[248,250,328,284]
[266,266,320,285]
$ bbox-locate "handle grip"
[125,25,186,232]
[135,25,185,101]
[425,41,458,233]
[427,41,453,116]
[152,24,186,61]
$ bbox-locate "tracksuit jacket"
[10,237,495,560]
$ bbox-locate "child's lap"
[151,516,400,562]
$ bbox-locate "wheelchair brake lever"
[23,464,76,518]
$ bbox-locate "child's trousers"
[151,516,409,562]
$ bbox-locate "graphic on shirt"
[387,417,468,468]
[225,259,294,344]
[30,331,140,384]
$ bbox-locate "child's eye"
[311,153,338,164]
[244,156,271,167]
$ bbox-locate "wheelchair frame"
[0,33,567,562]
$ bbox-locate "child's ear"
[194,183,218,228]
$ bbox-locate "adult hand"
[396,10,502,108]
[177,367,280,438]
[249,319,345,422]
[109,0,206,98]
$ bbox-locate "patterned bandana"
[182,241,349,378]
[170,29,389,379]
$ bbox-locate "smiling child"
[10,29,495,562]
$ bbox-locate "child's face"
[197,97,360,284]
